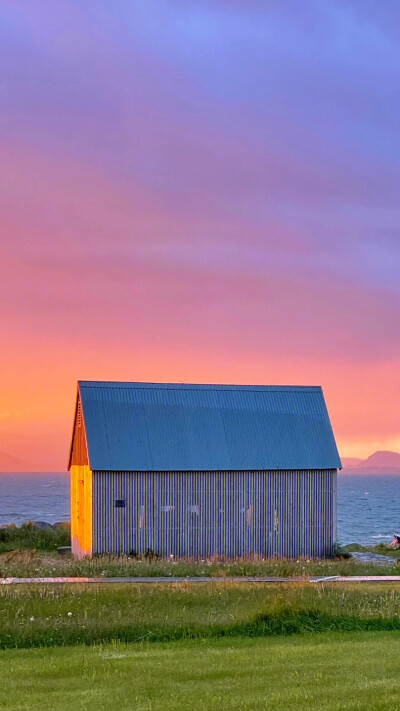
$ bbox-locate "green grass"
[0,522,70,553]
[1,633,400,710]
[3,582,400,648]
[1,547,399,579]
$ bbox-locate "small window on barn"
[188,505,199,515]
[161,505,174,513]
[115,499,125,508]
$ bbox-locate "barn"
[68,381,341,559]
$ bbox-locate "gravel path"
[2,575,400,585]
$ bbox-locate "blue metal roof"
[78,381,341,472]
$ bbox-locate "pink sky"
[1,2,400,469]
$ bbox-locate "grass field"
[2,581,400,648]
[1,632,400,710]
[2,583,400,709]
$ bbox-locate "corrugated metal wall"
[92,470,337,558]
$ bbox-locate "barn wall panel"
[92,469,336,558]
[70,464,92,558]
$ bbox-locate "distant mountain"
[341,450,400,474]
[359,451,400,468]
[341,457,363,468]
[0,450,35,472]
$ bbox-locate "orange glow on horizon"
[1,343,399,470]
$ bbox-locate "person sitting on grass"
[389,534,400,548]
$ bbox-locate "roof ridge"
[78,381,322,391]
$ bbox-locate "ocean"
[0,472,399,546]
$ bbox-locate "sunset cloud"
[0,1,399,467]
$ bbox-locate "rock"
[57,546,72,556]
[52,521,70,530]
[350,551,397,567]
[3,549,37,563]
[22,521,52,530]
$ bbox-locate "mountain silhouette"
[0,450,34,472]
[341,450,400,473]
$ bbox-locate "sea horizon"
[1,471,400,546]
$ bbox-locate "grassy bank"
[1,521,400,575]
[1,524,400,578]
[1,547,400,578]
[2,581,400,648]
[0,522,70,553]
[1,632,400,710]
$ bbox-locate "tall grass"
[1,548,399,578]
[2,581,400,648]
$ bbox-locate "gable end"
[68,391,89,468]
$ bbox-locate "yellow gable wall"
[70,465,92,558]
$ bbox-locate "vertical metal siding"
[92,470,337,558]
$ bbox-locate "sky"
[0,0,399,470]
